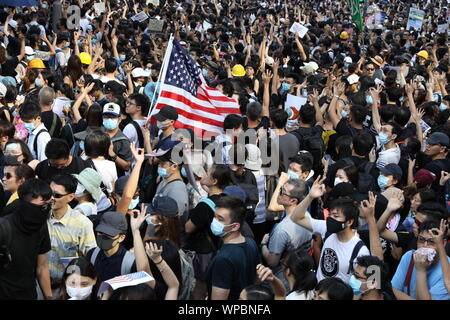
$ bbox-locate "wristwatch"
[111,154,118,162]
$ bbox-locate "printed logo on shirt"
[321,248,339,277]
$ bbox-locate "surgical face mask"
[96,234,117,251]
[439,103,447,111]
[281,82,291,91]
[41,4,47,9]
[35,78,44,87]
[287,169,299,180]
[157,167,170,179]
[79,141,85,151]
[103,118,118,130]
[399,96,405,103]
[210,218,233,237]
[63,42,70,48]
[190,54,196,61]
[366,95,373,105]
[377,175,390,190]
[378,132,390,145]
[341,110,348,118]
[129,196,139,210]
[334,177,344,186]
[348,275,367,296]
[120,54,126,61]
[344,63,350,68]
[181,167,187,178]
[77,40,83,46]
[23,121,36,133]
[66,285,93,300]
[202,69,209,77]
[91,38,98,44]
[157,120,170,129]
[145,216,162,237]
[26,55,35,61]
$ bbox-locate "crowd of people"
[0,0,449,301]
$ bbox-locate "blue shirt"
[391,250,450,300]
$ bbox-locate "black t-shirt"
[206,237,261,300]
[185,194,221,254]
[41,110,63,138]
[396,123,416,143]
[1,56,19,77]
[291,125,324,147]
[0,216,51,300]
[335,118,368,138]
[396,231,416,253]
[35,156,90,183]
[242,116,270,132]
[424,158,450,193]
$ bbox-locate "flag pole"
[147,33,174,119]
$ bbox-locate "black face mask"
[96,234,117,251]
[4,154,21,165]
[326,216,346,234]
[14,199,51,234]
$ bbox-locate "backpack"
[33,128,49,158]
[90,247,135,275]
[48,112,59,138]
[48,48,63,70]
[342,158,377,193]
[0,217,12,270]
[295,127,325,172]
[177,249,196,300]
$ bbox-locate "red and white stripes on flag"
[148,36,241,139]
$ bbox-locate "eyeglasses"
[280,189,300,202]
[366,68,375,71]
[126,101,136,106]
[417,236,435,245]
[52,192,70,199]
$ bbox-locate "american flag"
[149,37,241,138]
[97,271,154,297]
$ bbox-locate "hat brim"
[103,112,120,117]
[370,57,383,67]
[379,167,401,179]
[153,112,167,121]
[95,223,121,237]
[73,173,102,202]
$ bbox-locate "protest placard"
[148,19,164,32]
[289,22,308,38]
[406,8,425,31]
[285,94,307,129]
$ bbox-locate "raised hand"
[439,171,450,186]
[256,264,275,283]
[386,189,404,212]
[145,241,163,263]
[262,70,273,85]
[130,208,149,232]
[359,191,377,219]
[130,142,145,163]
[428,219,447,245]
[309,175,326,199]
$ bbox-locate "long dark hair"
[67,55,84,85]
[58,257,98,300]
[283,250,317,293]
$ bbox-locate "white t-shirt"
[376,143,401,169]
[75,202,97,217]
[123,119,147,148]
[91,159,118,194]
[286,290,314,300]
[310,219,370,283]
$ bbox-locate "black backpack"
[295,127,325,171]
[342,158,377,193]
[237,183,260,224]
[0,217,12,270]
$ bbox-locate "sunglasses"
[366,68,375,71]
[4,172,14,180]
[52,192,69,199]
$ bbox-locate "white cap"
[347,74,360,85]
[265,56,274,66]
[300,61,319,75]
[25,46,35,56]
[131,67,151,78]
[102,103,121,117]
[179,41,187,46]
[344,56,353,64]
[8,20,18,29]
[244,144,262,171]
[0,83,6,98]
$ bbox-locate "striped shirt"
[47,206,97,285]
[253,170,267,224]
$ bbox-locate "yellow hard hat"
[28,58,45,69]
[340,31,349,40]
[417,50,429,60]
[79,52,92,65]
[231,64,246,77]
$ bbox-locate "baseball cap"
[426,132,449,147]
[96,211,128,236]
[347,74,360,85]
[380,163,403,180]
[114,176,129,195]
[153,105,178,121]
[300,61,319,75]
[222,185,247,202]
[344,56,353,64]
[131,67,151,78]
[145,196,178,218]
[104,80,127,96]
[414,169,436,188]
[244,144,262,171]
[103,102,121,117]
[25,46,35,56]
[0,76,16,87]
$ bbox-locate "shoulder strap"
[403,254,416,296]
[121,251,136,275]
[90,247,101,266]
[33,128,49,156]
[130,120,144,148]
[199,198,216,212]
[49,113,58,137]
[347,240,365,274]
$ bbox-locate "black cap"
[426,132,449,147]
[96,211,128,236]
[145,196,178,217]
[380,164,403,180]
[153,105,178,121]
[104,80,127,96]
